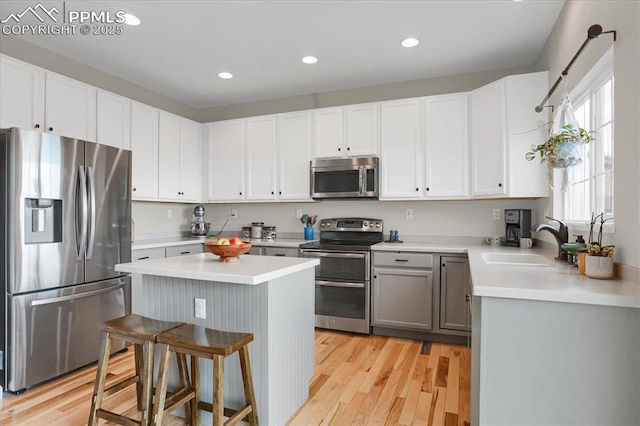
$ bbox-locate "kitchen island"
[115,253,319,426]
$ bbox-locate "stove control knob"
[363,221,368,227]
[375,222,381,228]
[320,222,326,227]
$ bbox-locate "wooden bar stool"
[152,324,258,426]
[88,314,184,426]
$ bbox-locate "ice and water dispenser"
[24,198,62,244]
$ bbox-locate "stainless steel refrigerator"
[1,127,132,393]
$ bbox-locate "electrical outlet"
[405,208,413,220]
[296,209,302,219]
[231,209,237,218]
[194,298,206,319]
[167,208,173,219]
[492,209,501,220]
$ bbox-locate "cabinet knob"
[271,191,274,195]
[338,147,341,152]
[239,192,242,195]
[48,127,53,131]
[34,123,40,129]
[426,187,430,191]
[416,187,419,191]
[279,191,282,195]
[133,188,137,192]
[347,147,350,151]
[498,183,502,188]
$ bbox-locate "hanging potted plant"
[525,92,595,182]
[525,123,594,181]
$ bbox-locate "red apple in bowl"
[229,237,244,245]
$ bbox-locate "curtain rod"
[535,24,617,113]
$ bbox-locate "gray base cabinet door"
[440,257,471,331]
[372,268,433,330]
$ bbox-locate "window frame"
[552,47,615,234]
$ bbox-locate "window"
[554,48,614,230]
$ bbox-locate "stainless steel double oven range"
[300,218,383,334]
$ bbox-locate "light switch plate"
[493,209,501,220]
[405,208,413,220]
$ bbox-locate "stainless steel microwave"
[310,156,379,199]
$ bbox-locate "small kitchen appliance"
[300,218,384,334]
[504,209,532,247]
[190,205,210,236]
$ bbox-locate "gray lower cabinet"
[132,247,166,261]
[263,247,299,257]
[440,256,471,332]
[165,243,204,257]
[372,267,433,331]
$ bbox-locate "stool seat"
[157,324,253,356]
[100,314,185,341]
[153,324,258,426]
[88,315,184,426]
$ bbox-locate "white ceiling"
[3,0,565,108]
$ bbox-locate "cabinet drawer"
[132,247,165,261]
[373,252,433,268]
[165,243,203,257]
[263,247,299,257]
[246,247,263,256]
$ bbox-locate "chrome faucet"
[531,216,569,261]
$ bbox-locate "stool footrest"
[163,388,196,414]
[198,401,254,424]
[103,375,140,398]
[96,408,143,426]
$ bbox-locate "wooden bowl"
[204,241,252,262]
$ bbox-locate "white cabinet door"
[379,98,421,199]
[97,90,130,149]
[158,111,181,200]
[424,93,469,198]
[278,111,312,200]
[178,118,201,202]
[505,72,548,198]
[313,107,344,158]
[345,103,378,157]
[470,79,507,196]
[130,102,159,200]
[245,116,277,201]
[0,55,45,130]
[45,73,96,141]
[207,120,245,201]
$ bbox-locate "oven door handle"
[316,280,365,289]
[302,251,366,259]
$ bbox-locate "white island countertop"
[116,253,319,285]
[372,242,639,309]
[132,236,310,250]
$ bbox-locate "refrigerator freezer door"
[3,277,130,393]
[2,128,85,294]
[84,142,131,283]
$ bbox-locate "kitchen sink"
[481,252,554,267]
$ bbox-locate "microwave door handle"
[359,169,364,195]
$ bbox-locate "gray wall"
[533,0,640,268]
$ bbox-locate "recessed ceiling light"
[123,13,140,26]
[302,56,318,64]
[218,72,233,79]
[401,38,420,48]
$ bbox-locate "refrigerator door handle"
[75,166,88,260]
[30,280,126,306]
[86,166,96,259]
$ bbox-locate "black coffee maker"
[504,209,531,247]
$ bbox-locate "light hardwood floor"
[0,330,470,425]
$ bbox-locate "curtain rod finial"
[588,24,603,39]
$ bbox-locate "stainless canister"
[262,226,276,239]
[251,222,264,239]
[241,226,251,239]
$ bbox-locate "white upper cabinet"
[379,98,422,199]
[130,102,159,200]
[471,71,548,198]
[207,120,245,202]
[45,73,97,141]
[0,55,45,130]
[313,107,344,158]
[344,103,379,157]
[470,79,507,197]
[278,111,312,201]
[245,115,278,201]
[313,104,378,159]
[178,118,202,202]
[158,111,181,200]
[424,93,469,198]
[505,71,548,198]
[97,90,131,149]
